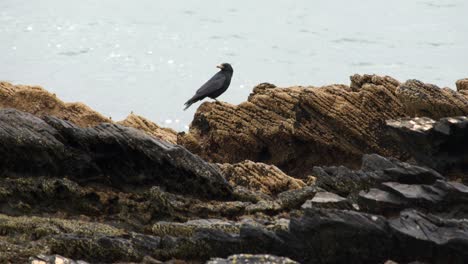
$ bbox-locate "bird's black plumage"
[184,63,233,110]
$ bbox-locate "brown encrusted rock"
[179,75,468,177]
[456,78,468,92]
[118,113,177,144]
[179,75,408,177]
[0,81,110,127]
[0,82,177,143]
[350,74,400,92]
[395,79,468,119]
[219,161,306,196]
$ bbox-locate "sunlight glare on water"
[0,0,467,130]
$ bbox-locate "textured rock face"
[396,79,468,119]
[456,78,468,93]
[207,254,299,264]
[1,77,468,263]
[0,108,232,199]
[179,75,468,177]
[0,81,110,127]
[218,161,306,196]
[118,113,177,144]
[386,116,468,177]
[0,81,177,143]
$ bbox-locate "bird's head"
[216,63,233,72]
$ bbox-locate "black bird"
[184,63,233,110]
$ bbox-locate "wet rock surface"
[0,77,467,263]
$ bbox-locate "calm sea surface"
[0,0,467,130]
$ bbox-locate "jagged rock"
[456,78,468,93]
[386,116,468,177]
[395,79,468,119]
[358,188,407,214]
[301,191,351,209]
[179,75,408,177]
[179,75,468,177]
[152,219,242,237]
[0,109,232,199]
[12,208,465,264]
[312,165,372,197]
[381,182,444,206]
[350,74,400,92]
[207,254,299,264]
[312,154,447,198]
[0,81,177,143]
[0,213,125,263]
[118,113,177,144]
[218,161,306,197]
[359,180,468,217]
[0,82,110,127]
[1,78,467,263]
[389,209,468,263]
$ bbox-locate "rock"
[207,254,299,264]
[359,180,468,218]
[1,78,467,263]
[179,75,468,177]
[358,188,407,214]
[0,81,177,143]
[284,208,393,263]
[118,113,177,144]
[395,79,468,119]
[312,165,373,197]
[383,163,445,184]
[152,219,241,237]
[301,191,351,209]
[456,78,468,92]
[0,109,233,199]
[381,182,444,206]
[0,213,125,263]
[350,74,400,91]
[9,207,468,264]
[218,161,306,197]
[389,209,468,263]
[29,254,89,264]
[386,116,468,177]
[312,154,446,198]
[0,81,110,127]
[179,75,408,177]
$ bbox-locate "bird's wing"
[195,72,226,96]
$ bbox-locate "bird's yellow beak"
[216,65,224,69]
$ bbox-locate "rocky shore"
[0,75,467,264]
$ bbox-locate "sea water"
[0,0,466,130]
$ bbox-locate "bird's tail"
[183,97,197,111]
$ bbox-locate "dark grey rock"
[386,116,468,177]
[389,209,468,263]
[301,191,352,209]
[358,188,407,214]
[313,154,446,199]
[0,109,233,199]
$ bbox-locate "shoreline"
[0,75,467,263]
